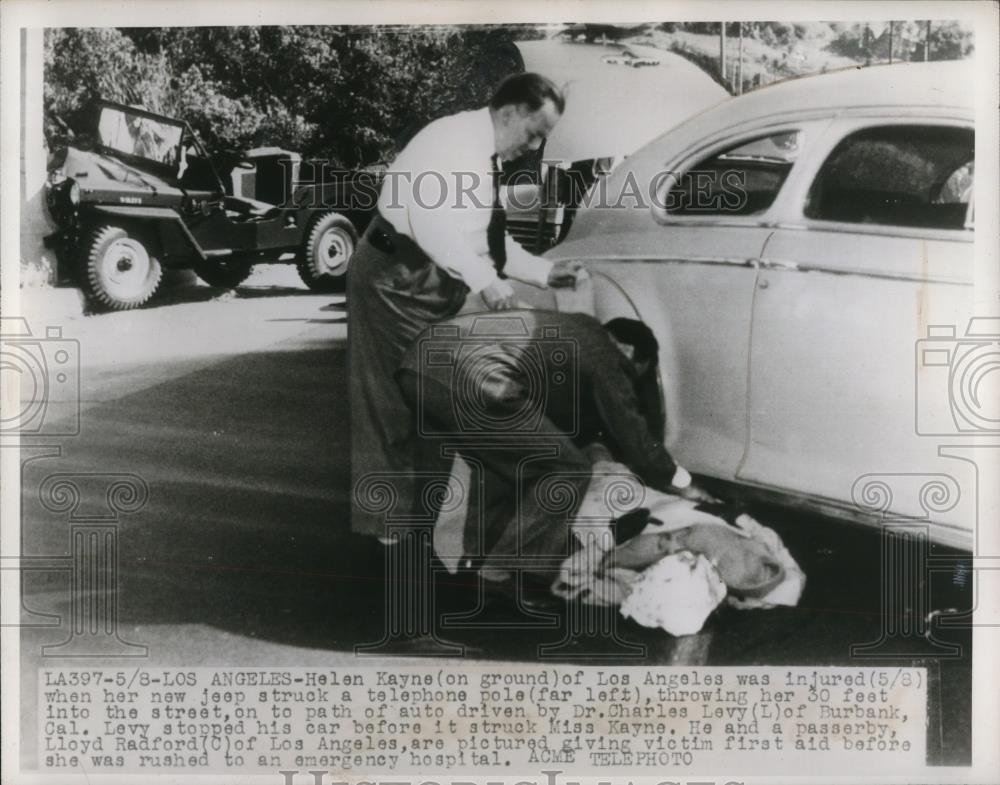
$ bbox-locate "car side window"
[663,130,802,216]
[804,125,974,230]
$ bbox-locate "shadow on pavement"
[18,333,972,763]
[267,317,347,324]
[107,282,327,313]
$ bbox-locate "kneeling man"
[396,309,704,585]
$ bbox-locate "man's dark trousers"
[397,369,590,579]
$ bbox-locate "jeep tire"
[83,225,163,311]
[297,212,357,293]
[193,257,255,289]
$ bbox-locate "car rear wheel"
[83,225,163,311]
[297,212,357,293]
[193,257,255,289]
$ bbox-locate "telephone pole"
[737,22,744,95]
[720,21,727,89]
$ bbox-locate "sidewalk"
[11,266,345,426]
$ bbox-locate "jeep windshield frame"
[178,127,228,195]
[95,100,185,174]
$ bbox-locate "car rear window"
[805,125,974,230]
[664,130,802,216]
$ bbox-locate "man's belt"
[367,210,506,279]
[365,213,398,255]
[364,211,438,273]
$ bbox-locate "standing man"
[349,73,581,538]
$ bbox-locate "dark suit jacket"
[398,309,679,492]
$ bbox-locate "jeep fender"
[88,205,207,261]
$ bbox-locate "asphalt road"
[15,269,972,765]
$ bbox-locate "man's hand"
[547,260,584,288]
[481,278,517,310]
[669,484,719,503]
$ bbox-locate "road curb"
[17,286,87,324]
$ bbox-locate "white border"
[1,2,997,784]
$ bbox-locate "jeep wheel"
[83,226,163,311]
[297,212,357,293]
[193,257,255,289]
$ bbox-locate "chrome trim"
[562,254,970,286]
[703,475,972,548]
[650,216,778,229]
[759,258,799,271]
[757,257,971,286]
[772,219,973,243]
[559,254,760,268]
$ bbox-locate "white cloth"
[724,513,806,609]
[637,495,805,608]
[378,107,553,294]
[620,552,727,636]
[554,456,806,635]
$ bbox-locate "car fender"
[584,266,682,451]
[87,205,207,260]
[510,265,680,450]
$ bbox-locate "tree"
[927,21,974,60]
[46,25,531,168]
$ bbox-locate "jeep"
[45,100,379,310]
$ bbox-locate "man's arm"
[405,202,522,308]
[381,119,504,294]
[502,239,553,288]
[406,193,579,306]
[383,130,576,295]
[587,349,682,493]
[504,238,585,290]
[404,193,502,294]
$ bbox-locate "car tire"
[83,225,163,311]
[193,257,255,289]
[297,212,357,293]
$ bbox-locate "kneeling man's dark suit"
[396,309,682,579]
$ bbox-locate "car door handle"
[758,279,770,289]
[758,257,800,271]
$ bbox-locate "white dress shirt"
[377,107,553,294]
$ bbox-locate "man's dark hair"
[604,317,664,438]
[490,72,566,114]
[603,318,659,366]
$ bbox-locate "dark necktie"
[487,154,507,276]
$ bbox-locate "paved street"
[15,269,972,765]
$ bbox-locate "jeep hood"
[58,146,182,196]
